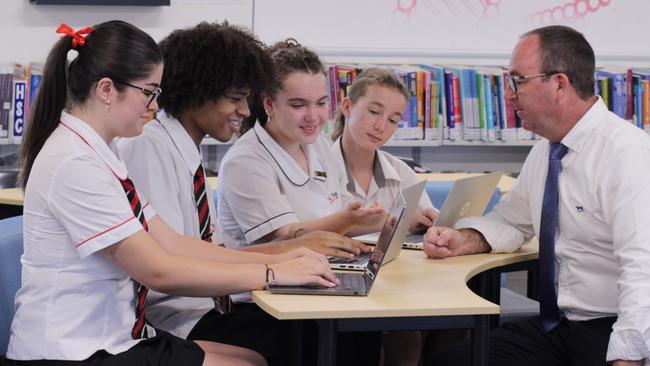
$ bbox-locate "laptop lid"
[381,180,426,264]
[434,172,502,227]
[268,185,409,296]
[329,180,426,271]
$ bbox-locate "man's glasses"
[114,80,162,108]
[506,72,559,93]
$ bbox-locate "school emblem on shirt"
[314,170,327,181]
[327,192,339,204]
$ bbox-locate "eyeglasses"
[114,80,162,108]
[506,72,559,93]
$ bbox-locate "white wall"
[3,0,647,64]
[254,0,649,65]
[0,0,253,63]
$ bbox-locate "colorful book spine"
[452,75,462,127]
[444,71,455,129]
[0,66,12,142]
[11,79,27,143]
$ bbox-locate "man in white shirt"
[425,26,650,366]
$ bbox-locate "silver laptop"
[329,180,426,270]
[269,181,425,296]
[355,172,502,250]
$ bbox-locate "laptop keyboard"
[328,251,371,264]
[405,233,423,244]
[336,272,366,291]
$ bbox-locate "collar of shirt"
[331,137,401,197]
[253,122,325,186]
[156,109,202,175]
[59,111,128,180]
[560,96,608,155]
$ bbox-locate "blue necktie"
[538,142,568,332]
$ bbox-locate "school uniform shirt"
[218,122,346,248]
[455,98,650,363]
[331,137,435,211]
[8,111,156,360]
[117,109,218,340]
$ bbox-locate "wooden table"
[0,188,24,219]
[253,240,538,366]
[1,173,515,207]
[0,188,22,206]
[207,172,516,194]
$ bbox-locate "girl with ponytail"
[7,21,335,366]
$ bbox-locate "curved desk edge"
[252,239,538,320]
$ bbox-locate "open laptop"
[268,181,425,296]
[328,180,425,270]
[354,172,503,250]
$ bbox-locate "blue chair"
[0,215,23,355]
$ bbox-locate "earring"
[105,99,110,113]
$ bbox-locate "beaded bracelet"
[264,264,276,290]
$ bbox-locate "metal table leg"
[317,319,337,366]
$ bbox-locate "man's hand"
[423,227,491,259]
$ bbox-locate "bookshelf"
[4,0,649,174]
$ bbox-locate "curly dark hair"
[157,21,274,119]
[241,38,324,133]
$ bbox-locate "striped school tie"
[119,177,150,339]
[193,165,230,313]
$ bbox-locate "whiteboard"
[0,0,253,62]
[253,0,647,61]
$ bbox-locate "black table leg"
[317,319,337,366]
[471,314,489,366]
[292,320,303,366]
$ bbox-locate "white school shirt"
[455,98,650,363]
[8,111,156,361]
[331,137,435,211]
[218,122,346,248]
[117,109,218,339]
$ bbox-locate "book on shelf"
[5,60,649,147]
[0,63,13,143]
[595,66,631,121]
[632,68,650,132]
[28,62,43,116]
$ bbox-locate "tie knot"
[549,143,568,161]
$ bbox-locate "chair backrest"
[0,168,19,189]
[425,181,501,214]
[0,215,23,355]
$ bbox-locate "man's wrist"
[461,228,492,254]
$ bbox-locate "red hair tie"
[56,23,93,49]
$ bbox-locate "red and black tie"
[119,177,150,339]
[193,165,212,242]
[193,165,230,313]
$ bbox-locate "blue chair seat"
[0,215,23,355]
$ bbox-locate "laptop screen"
[366,191,406,278]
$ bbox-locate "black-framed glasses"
[114,80,162,108]
[506,72,559,93]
